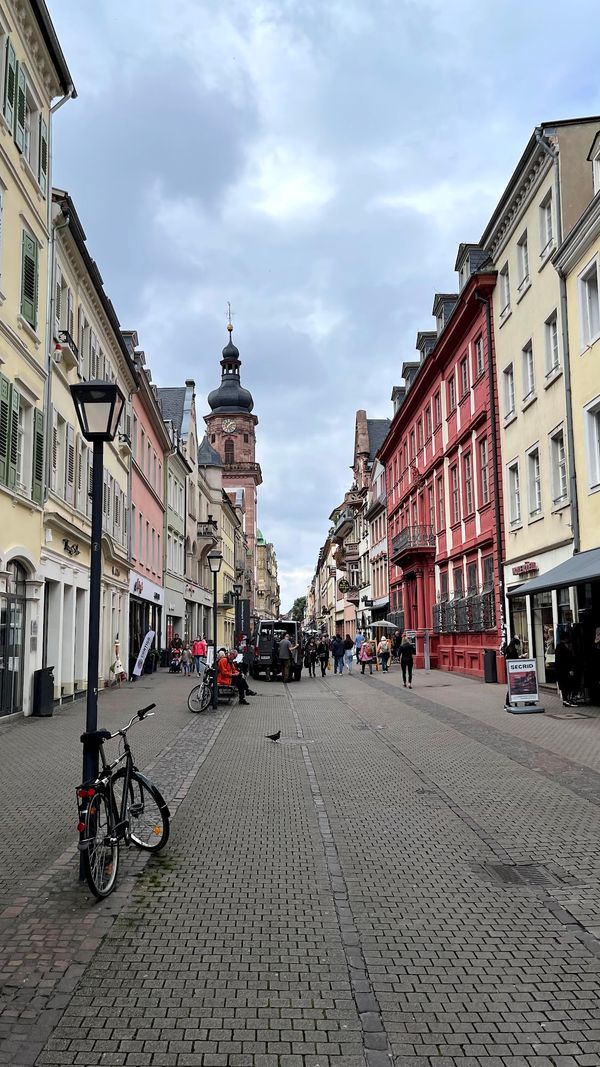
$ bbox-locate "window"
[483,556,494,589]
[467,562,478,595]
[503,364,515,417]
[451,465,460,523]
[417,420,423,451]
[527,447,542,516]
[140,428,145,471]
[539,191,554,260]
[517,231,529,292]
[479,437,490,506]
[545,311,560,375]
[244,433,248,443]
[425,407,432,440]
[463,452,473,514]
[448,376,456,412]
[499,264,511,318]
[475,335,485,377]
[550,429,568,505]
[20,230,38,329]
[139,513,143,563]
[437,475,444,531]
[579,258,600,347]
[522,341,535,400]
[460,356,469,398]
[585,397,600,490]
[508,462,521,525]
[434,392,441,427]
[224,438,234,464]
[453,568,464,598]
[410,429,416,459]
[440,570,449,601]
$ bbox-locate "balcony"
[57,329,79,370]
[197,518,218,551]
[344,541,359,562]
[365,491,387,521]
[390,524,435,564]
[346,585,360,604]
[333,507,354,540]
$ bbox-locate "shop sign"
[63,538,80,557]
[129,571,164,605]
[133,578,144,594]
[507,659,539,703]
[338,578,350,594]
[512,561,538,576]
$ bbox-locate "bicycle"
[76,703,170,899]
[188,665,214,713]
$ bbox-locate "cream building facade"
[0,1,74,716]
[41,191,137,700]
[482,118,600,685]
[255,531,280,620]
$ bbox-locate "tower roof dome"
[207,325,254,414]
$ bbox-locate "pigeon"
[266,730,281,742]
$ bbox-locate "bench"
[217,685,235,704]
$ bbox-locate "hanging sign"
[133,629,155,677]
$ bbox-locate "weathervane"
[226,301,234,334]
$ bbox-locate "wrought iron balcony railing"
[391,524,435,561]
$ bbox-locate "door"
[0,562,27,716]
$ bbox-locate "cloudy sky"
[50,0,600,609]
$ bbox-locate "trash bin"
[32,666,55,716]
[483,649,498,684]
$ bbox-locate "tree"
[291,596,306,621]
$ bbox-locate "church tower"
[204,324,262,614]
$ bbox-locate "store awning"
[507,547,600,597]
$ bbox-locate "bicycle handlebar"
[107,703,157,741]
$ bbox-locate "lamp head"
[70,380,125,442]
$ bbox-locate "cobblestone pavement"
[3,669,600,1065]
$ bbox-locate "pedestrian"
[392,630,402,663]
[217,649,257,705]
[316,637,329,676]
[354,630,365,666]
[555,637,576,706]
[191,635,207,675]
[304,638,317,678]
[359,639,375,675]
[277,632,297,683]
[377,635,391,672]
[399,632,416,688]
[504,635,521,660]
[343,634,354,674]
[181,645,192,676]
[331,634,345,674]
[170,632,183,652]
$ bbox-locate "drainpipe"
[536,130,580,553]
[475,289,506,647]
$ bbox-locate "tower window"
[244,433,248,443]
[211,434,215,443]
[224,438,234,464]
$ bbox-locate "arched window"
[224,438,234,464]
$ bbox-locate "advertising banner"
[507,659,539,703]
[133,629,155,677]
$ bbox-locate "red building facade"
[380,248,506,680]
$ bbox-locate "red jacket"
[192,639,206,657]
[217,656,239,686]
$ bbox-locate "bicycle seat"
[80,728,112,748]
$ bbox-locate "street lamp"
[207,550,223,709]
[70,381,125,794]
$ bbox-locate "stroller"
[169,648,182,673]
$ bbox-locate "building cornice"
[481,143,552,260]
[554,190,600,275]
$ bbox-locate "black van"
[250,620,303,681]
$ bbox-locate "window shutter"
[67,288,74,337]
[55,273,62,330]
[21,231,38,329]
[14,62,26,152]
[87,450,93,518]
[0,374,10,486]
[3,40,16,129]
[50,406,57,492]
[31,408,44,504]
[38,115,48,196]
[66,424,75,504]
[7,385,19,491]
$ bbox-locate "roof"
[31,0,76,96]
[366,419,390,462]
[507,548,600,597]
[197,435,222,468]
[157,388,186,433]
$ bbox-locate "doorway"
[0,561,27,716]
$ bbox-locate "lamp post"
[207,551,223,709]
[70,381,125,792]
[233,580,243,643]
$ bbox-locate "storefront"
[40,531,90,702]
[129,572,164,676]
[0,555,43,717]
[165,586,186,650]
[507,547,600,699]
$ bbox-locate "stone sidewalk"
[1,669,595,1065]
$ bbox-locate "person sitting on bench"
[217,649,257,705]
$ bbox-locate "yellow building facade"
[0,0,74,716]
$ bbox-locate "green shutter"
[32,408,44,504]
[14,62,25,152]
[21,231,37,328]
[3,40,16,129]
[38,115,48,196]
[7,384,19,491]
[0,374,10,486]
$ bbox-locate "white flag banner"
[133,630,155,677]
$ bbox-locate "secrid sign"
[507,659,539,703]
[512,560,538,576]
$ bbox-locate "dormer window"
[459,259,469,290]
[594,147,600,195]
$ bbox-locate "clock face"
[222,419,237,433]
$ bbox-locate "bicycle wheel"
[113,769,169,852]
[188,681,212,713]
[82,790,119,899]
